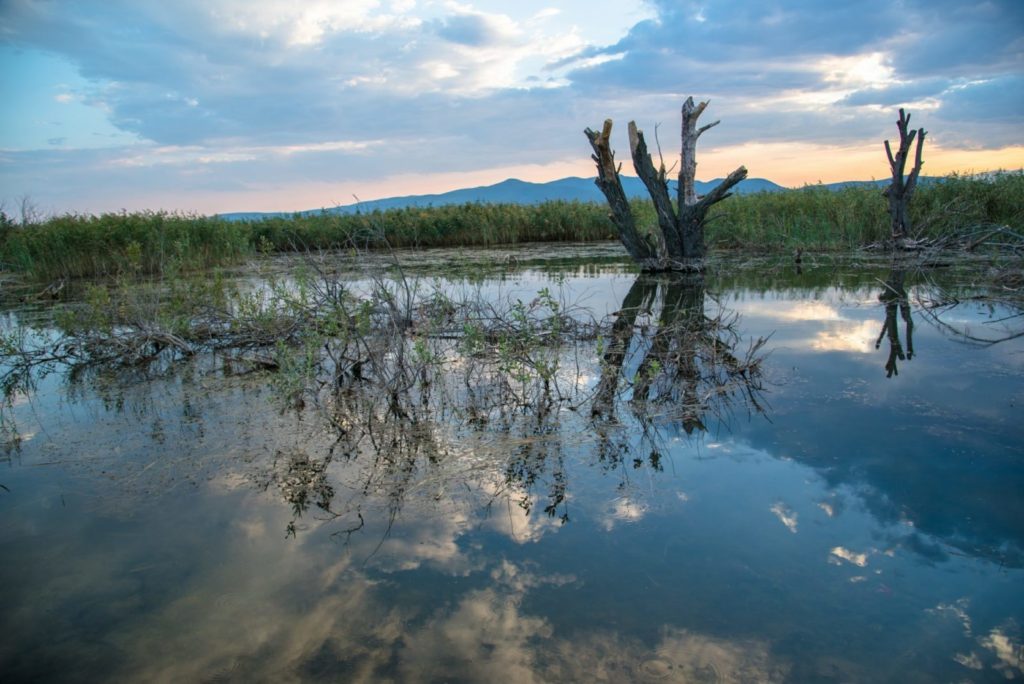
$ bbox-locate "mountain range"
[218,175,886,221]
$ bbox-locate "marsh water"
[1,246,1022,683]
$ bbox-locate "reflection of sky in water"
[1,261,1022,681]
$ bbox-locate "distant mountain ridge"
[217,175,889,221]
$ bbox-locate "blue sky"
[1,0,1021,215]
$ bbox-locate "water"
[1,249,1022,682]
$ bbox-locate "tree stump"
[585,97,747,272]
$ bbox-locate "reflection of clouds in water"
[402,561,786,684]
[399,563,559,684]
[731,298,879,353]
[809,320,877,354]
[770,501,799,533]
[544,627,787,683]
[102,531,789,684]
[732,300,845,323]
[602,496,648,531]
[829,546,869,567]
[927,599,973,636]
[112,507,404,683]
[479,480,563,544]
[980,628,1023,678]
[953,651,984,670]
[928,600,1023,679]
[817,491,848,519]
[375,509,481,575]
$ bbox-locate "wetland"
[1,244,1022,682]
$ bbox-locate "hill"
[219,176,786,221]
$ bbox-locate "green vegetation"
[2,173,1021,281]
[250,200,615,252]
[0,210,250,281]
[706,172,1024,250]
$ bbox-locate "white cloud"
[829,546,869,567]
[770,502,798,533]
[602,496,647,530]
[2,0,1020,213]
[980,628,1023,677]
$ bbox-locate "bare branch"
[629,121,681,260]
[696,120,720,138]
[697,166,749,212]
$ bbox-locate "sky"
[1,0,1021,216]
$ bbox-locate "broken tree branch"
[585,121,656,262]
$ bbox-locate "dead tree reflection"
[262,274,768,537]
[2,251,768,537]
[592,274,768,436]
[875,268,914,378]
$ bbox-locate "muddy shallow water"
[1,247,1022,682]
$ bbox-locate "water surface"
[1,250,1022,682]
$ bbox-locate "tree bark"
[585,120,657,264]
[628,122,682,260]
[883,108,926,246]
[586,97,747,271]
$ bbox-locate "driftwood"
[883,108,926,248]
[586,97,747,272]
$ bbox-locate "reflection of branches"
[903,260,1024,348]
[875,269,914,377]
[591,274,768,435]
[4,246,774,538]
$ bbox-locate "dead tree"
[883,108,926,248]
[585,97,748,271]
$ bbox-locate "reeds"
[707,171,1024,251]
[2,172,1020,281]
[249,200,616,251]
[0,211,250,281]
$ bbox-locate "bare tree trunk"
[586,97,747,272]
[585,120,658,264]
[883,108,926,248]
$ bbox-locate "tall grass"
[708,171,1024,250]
[0,211,250,280]
[2,172,1020,280]
[250,200,617,251]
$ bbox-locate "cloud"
[434,12,516,47]
[829,546,870,567]
[1,0,1020,213]
[840,78,954,107]
[936,75,1024,124]
[770,501,799,533]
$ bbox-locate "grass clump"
[0,211,250,281]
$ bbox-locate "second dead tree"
[883,108,926,249]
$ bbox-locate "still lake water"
[1,248,1022,682]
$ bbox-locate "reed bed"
[2,172,1020,281]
